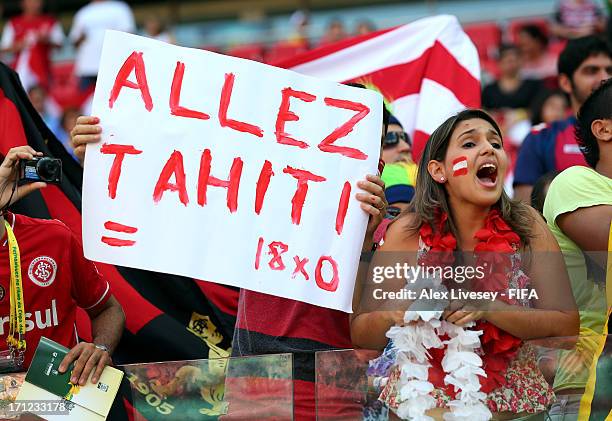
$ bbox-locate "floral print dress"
[368,238,555,417]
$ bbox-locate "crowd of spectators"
[0,0,610,197]
[0,1,611,419]
[0,1,380,160]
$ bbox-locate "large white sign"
[83,31,382,312]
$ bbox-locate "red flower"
[429,347,457,398]
[479,360,507,392]
[420,222,434,246]
[419,209,523,393]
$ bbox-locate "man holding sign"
[72,30,388,419]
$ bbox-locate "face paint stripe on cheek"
[452,156,468,177]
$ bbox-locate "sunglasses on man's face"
[386,206,402,218]
[383,131,411,148]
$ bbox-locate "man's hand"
[70,115,102,165]
[58,342,113,386]
[355,174,387,252]
[0,146,47,208]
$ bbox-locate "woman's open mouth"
[476,162,498,188]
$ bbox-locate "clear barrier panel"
[315,349,385,420]
[316,336,612,420]
[0,372,25,419]
[0,353,293,420]
[121,353,293,421]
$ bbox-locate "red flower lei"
[419,209,523,395]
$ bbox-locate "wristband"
[94,344,109,353]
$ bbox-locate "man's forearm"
[90,298,125,355]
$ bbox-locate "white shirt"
[69,1,135,77]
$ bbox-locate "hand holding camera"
[20,156,62,184]
[0,146,54,210]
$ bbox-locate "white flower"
[415,310,443,322]
[444,373,482,393]
[453,365,486,379]
[444,400,492,421]
[400,380,435,400]
[404,311,421,322]
[388,326,419,351]
[442,351,483,372]
[454,390,488,403]
[383,302,490,421]
[386,325,405,340]
[399,360,430,381]
[396,397,436,421]
[417,324,444,349]
[454,329,482,347]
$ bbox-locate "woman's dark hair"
[530,89,569,125]
[519,24,548,48]
[405,109,534,248]
[576,77,612,168]
[531,171,559,214]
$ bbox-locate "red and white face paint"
[452,156,468,177]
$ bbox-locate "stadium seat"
[226,44,264,62]
[548,39,567,57]
[264,41,308,64]
[463,22,502,60]
[49,62,85,110]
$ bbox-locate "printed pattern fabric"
[380,345,554,414]
[376,236,555,415]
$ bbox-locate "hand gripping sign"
[83,31,382,313]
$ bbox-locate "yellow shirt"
[543,166,612,392]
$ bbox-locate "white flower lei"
[385,276,492,421]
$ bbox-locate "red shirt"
[0,213,110,367]
[232,290,353,420]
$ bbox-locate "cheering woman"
[352,109,579,420]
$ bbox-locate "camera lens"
[36,157,60,182]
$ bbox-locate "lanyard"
[4,219,26,359]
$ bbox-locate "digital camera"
[20,157,62,184]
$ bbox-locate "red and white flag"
[273,15,481,161]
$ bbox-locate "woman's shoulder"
[380,212,420,252]
[522,205,560,252]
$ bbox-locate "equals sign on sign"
[101,221,138,247]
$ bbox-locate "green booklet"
[15,337,123,420]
